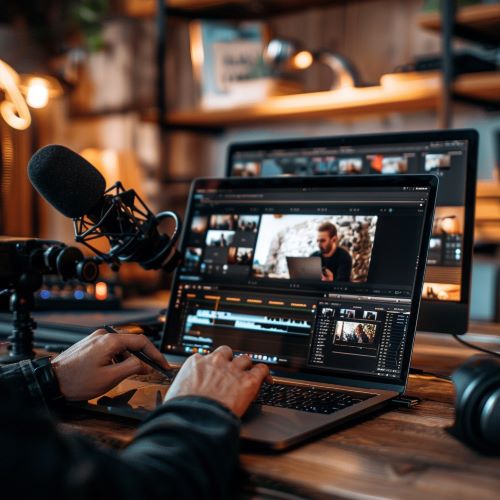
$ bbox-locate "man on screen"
[354,323,370,343]
[311,222,352,282]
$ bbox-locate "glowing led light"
[292,51,313,70]
[95,282,108,301]
[0,60,31,130]
[26,78,50,109]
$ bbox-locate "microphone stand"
[0,284,38,364]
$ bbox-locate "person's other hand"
[51,329,171,401]
[165,346,269,417]
[321,268,334,281]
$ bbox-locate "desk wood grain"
[58,328,500,499]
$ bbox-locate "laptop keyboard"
[255,383,374,415]
[130,373,374,415]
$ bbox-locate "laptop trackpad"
[241,404,334,450]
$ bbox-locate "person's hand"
[165,346,270,417]
[321,268,334,281]
[50,329,171,401]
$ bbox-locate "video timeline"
[166,286,316,366]
[185,310,311,336]
[167,285,410,377]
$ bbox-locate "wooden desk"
[57,326,500,499]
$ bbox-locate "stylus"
[103,325,176,381]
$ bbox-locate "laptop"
[85,174,437,451]
[286,256,323,280]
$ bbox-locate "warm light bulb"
[26,78,50,108]
[0,59,31,130]
[95,282,108,301]
[292,51,313,70]
[440,217,459,235]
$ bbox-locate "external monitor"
[226,130,478,334]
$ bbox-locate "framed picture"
[189,20,274,109]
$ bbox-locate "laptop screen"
[226,130,478,335]
[163,175,437,387]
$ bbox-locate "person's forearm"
[122,396,241,500]
[1,378,240,500]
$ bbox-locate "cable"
[411,335,500,381]
[453,334,500,359]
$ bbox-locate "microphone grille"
[28,145,106,219]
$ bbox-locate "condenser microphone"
[28,145,182,272]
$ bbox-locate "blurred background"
[1,0,500,319]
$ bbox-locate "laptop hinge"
[270,369,405,394]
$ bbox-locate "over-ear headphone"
[450,355,500,454]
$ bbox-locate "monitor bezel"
[162,174,438,393]
[226,129,478,335]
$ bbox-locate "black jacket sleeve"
[0,362,241,500]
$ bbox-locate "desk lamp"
[264,38,361,91]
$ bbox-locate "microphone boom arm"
[73,182,182,271]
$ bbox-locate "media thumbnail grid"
[183,213,378,284]
[231,150,455,178]
[184,213,259,275]
[317,305,380,348]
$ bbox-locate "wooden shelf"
[140,71,500,128]
[477,180,500,198]
[454,71,500,102]
[117,0,371,18]
[475,180,500,244]
[419,4,500,45]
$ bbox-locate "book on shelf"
[189,19,301,109]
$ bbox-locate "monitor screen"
[163,175,437,387]
[226,130,478,334]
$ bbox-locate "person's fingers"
[105,355,147,384]
[177,352,201,374]
[211,345,233,362]
[232,354,253,371]
[137,361,153,375]
[91,328,108,337]
[189,352,203,363]
[248,363,270,385]
[104,333,170,369]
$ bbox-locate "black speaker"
[450,355,500,454]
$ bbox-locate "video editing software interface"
[163,182,432,383]
[229,138,469,304]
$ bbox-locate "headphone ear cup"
[451,356,500,454]
[461,380,492,450]
[478,382,500,450]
